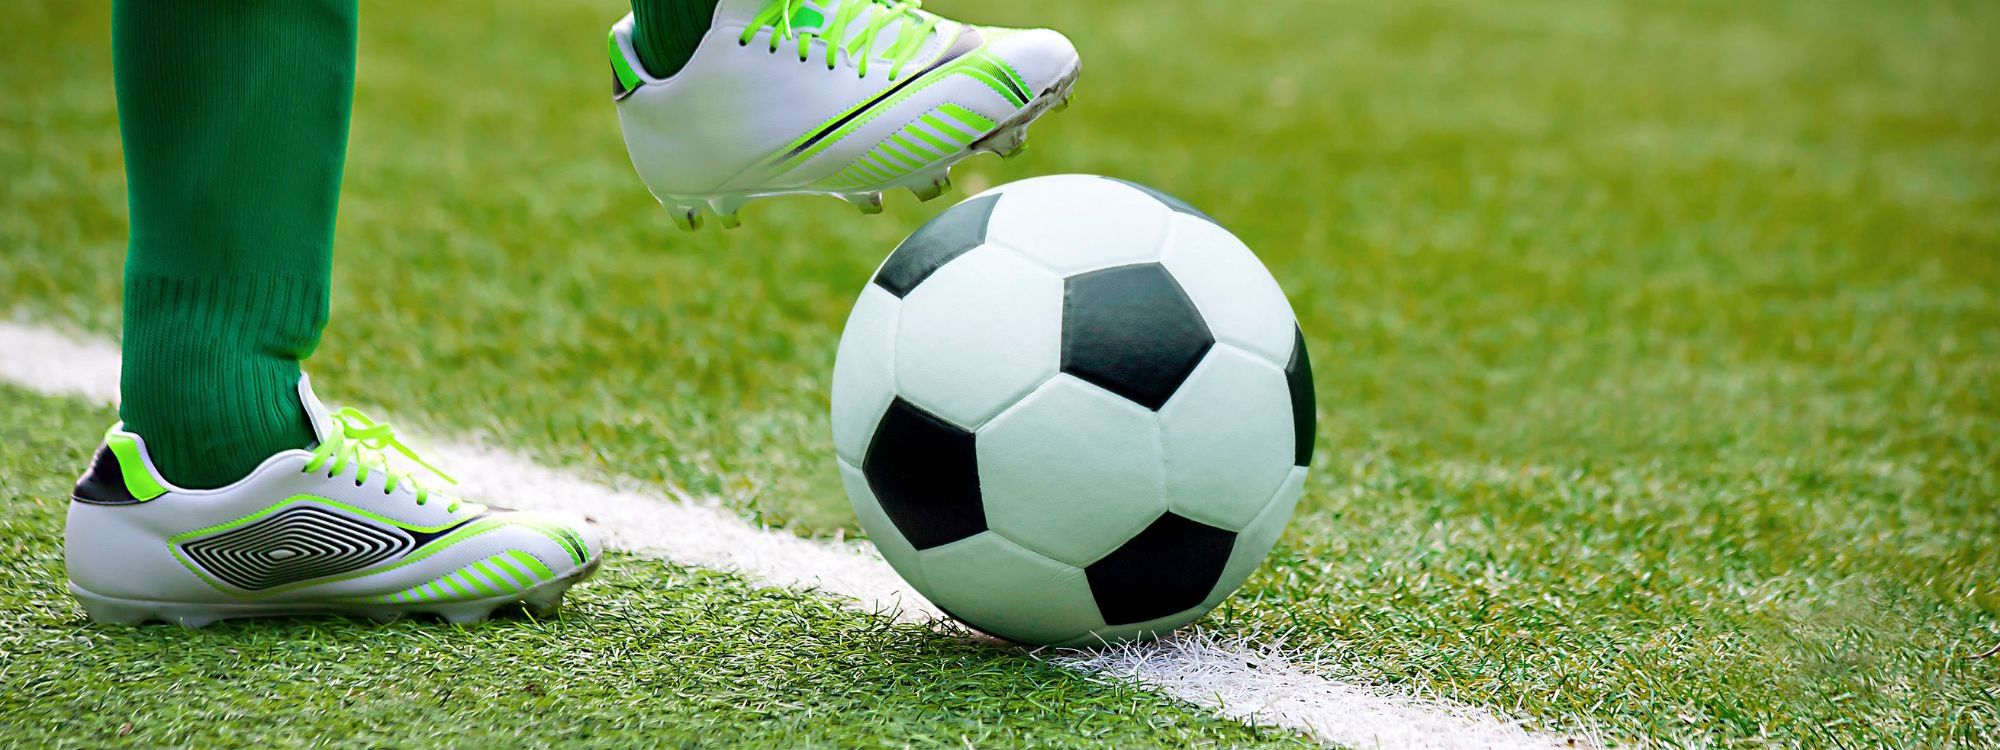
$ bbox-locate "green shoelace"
[742,0,942,80]
[303,407,462,512]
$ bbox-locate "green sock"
[630,0,722,78]
[114,0,355,489]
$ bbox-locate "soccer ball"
[831,175,1314,646]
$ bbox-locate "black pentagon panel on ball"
[1287,325,1316,468]
[1104,177,1216,224]
[871,193,1002,298]
[1061,263,1215,411]
[1085,512,1238,626]
[862,397,987,550]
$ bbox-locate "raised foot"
[657,60,1081,230]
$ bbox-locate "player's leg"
[611,0,1082,229]
[113,0,347,490]
[65,0,598,627]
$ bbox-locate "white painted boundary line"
[0,319,1596,750]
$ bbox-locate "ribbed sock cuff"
[119,272,328,489]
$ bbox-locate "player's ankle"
[628,0,721,78]
[119,369,318,489]
[119,269,329,489]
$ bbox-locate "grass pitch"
[4,0,1998,747]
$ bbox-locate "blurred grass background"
[3,0,1997,746]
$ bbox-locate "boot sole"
[68,556,602,628]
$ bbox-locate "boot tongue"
[296,373,337,445]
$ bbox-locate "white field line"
[0,319,1598,750]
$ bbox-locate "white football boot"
[64,376,601,627]
[609,0,1081,229]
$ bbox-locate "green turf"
[0,386,1303,749]
[3,0,1997,747]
